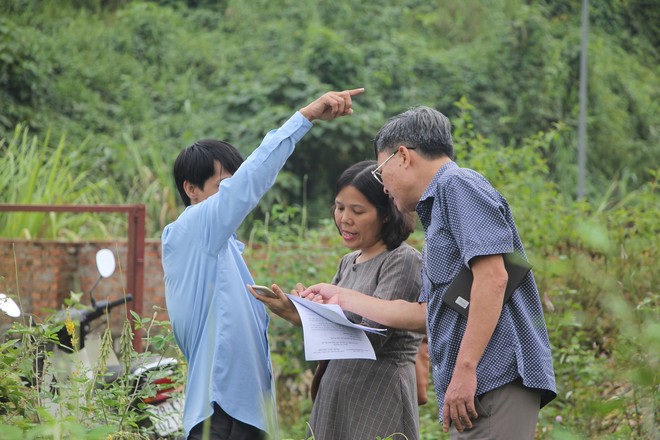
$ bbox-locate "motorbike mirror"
[0,293,21,318]
[96,249,116,278]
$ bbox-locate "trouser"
[450,378,541,440]
[188,402,267,440]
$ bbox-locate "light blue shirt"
[162,112,312,436]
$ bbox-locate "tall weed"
[0,292,184,439]
[0,126,123,239]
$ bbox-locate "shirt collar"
[418,160,457,204]
[416,161,457,229]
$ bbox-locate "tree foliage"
[0,0,657,236]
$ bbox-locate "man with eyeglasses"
[162,88,363,440]
[304,106,556,439]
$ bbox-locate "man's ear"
[183,180,198,202]
[399,145,415,168]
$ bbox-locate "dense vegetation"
[1,0,658,236]
[0,0,658,439]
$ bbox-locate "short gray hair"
[374,106,454,159]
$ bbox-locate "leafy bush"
[1,0,657,232]
[0,292,185,439]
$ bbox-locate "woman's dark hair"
[333,160,415,250]
[173,139,244,206]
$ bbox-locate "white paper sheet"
[287,294,386,361]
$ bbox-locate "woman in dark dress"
[250,160,423,440]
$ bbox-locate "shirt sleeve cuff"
[286,111,313,143]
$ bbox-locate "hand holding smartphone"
[251,284,278,299]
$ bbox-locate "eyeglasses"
[371,151,398,185]
[372,146,418,184]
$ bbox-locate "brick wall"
[0,239,167,333]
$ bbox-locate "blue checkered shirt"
[417,161,556,421]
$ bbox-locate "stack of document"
[287,294,385,361]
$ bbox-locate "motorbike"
[1,249,185,439]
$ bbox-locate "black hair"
[333,160,415,250]
[173,139,244,206]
